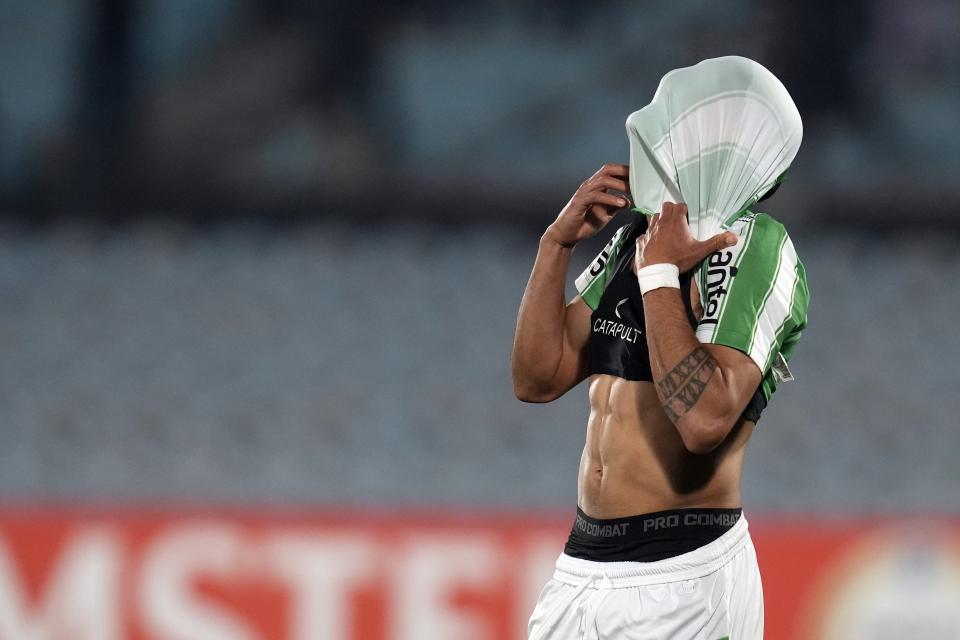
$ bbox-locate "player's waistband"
[553,514,751,588]
[563,505,743,563]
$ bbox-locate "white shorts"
[528,515,762,640]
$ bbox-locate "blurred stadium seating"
[1,221,958,511]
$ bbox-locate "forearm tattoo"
[657,347,718,423]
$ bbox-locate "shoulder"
[696,210,808,340]
[717,210,801,280]
[574,220,640,308]
[727,211,789,248]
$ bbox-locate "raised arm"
[636,202,760,453]
[511,164,630,403]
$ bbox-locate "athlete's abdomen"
[578,373,752,519]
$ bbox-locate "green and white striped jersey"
[575,211,809,402]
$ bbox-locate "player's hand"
[634,202,737,273]
[543,163,630,248]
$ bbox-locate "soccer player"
[512,57,809,639]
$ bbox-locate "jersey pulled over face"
[626,56,803,242]
[576,211,809,410]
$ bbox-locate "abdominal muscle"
[578,373,754,519]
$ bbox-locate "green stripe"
[580,278,604,309]
[771,257,809,368]
[707,215,755,340]
[763,261,802,372]
[745,231,788,359]
[718,215,787,351]
[760,256,809,400]
[578,222,636,309]
[709,213,761,341]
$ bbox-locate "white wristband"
[637,263,680,295]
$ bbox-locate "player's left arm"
[637,202,759,454]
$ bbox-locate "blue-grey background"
[2,0,958,513]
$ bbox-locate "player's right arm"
[511,163,630,403]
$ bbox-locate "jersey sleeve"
[574,224,631,310]
[695,214,809,377]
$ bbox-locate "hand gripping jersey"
[575,211,809,418]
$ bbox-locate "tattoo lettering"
[657,347,718,423]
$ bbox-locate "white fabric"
[626,56,802,241]
[528,516,763,639]
[636,263,680,295]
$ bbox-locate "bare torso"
[577,278,754,518]
[578,375,753,518]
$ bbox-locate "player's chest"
[586,250,700,380]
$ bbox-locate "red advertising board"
[0,508,957,639]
